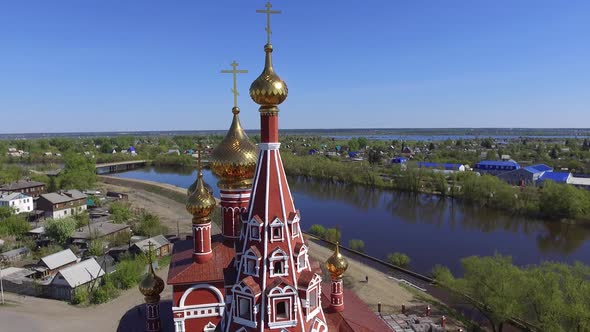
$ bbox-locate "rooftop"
[40,248,78,270]
[40,190,87,204]
[538,171,571,183]
[0,192,31,201]
[167,235,235,285]
[53,258,105,288]
[0,180,45,191]
[131,235,170,252]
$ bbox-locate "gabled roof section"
[40,249,77,270]
[245,245,262,258]
[250,215,264,225]
[294,242,307,255]
[241,275,262,296]
[288,210,300,224]
[54,258,105,288]
[0,180,45,191]
[131,235,169,252]
[529,164,553,172]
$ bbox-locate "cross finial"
[195,143,203,172]
[256,1,281,45]
[220,61,248,109]
[144,240,155,269]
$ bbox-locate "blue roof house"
[391,157,407,164]
[537,172,572,185]
[474,160,520,176]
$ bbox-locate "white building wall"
[0,194,34,214]
[47,205,86,219]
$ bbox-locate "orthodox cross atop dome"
[256,1,281,45]
[220,61,248,111]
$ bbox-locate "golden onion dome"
[325,242,349,279]
[210,107,258,187]
[139,263,165,301]
[249,44,288,107]
[186,168,217,223]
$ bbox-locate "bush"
[0,214,30,238]
[348,239,365,252]
[71,288,88,305]
[308,224,326,238]
[90,275,118,304]
[111,256,145,290]
[134,212,167,237]
[109,202,133,224]
[387,252,411,268]
[324,228,341,243]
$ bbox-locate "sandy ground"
[306,240,416,314]
[97,182,221,236]
[0,180,427,332]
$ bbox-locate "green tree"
[323,228,341,243]
[45,217,77,245]
[134,212,167,237]
[109,202,133,224]
[0,206,13,219]
[111,255,145,289]
[308,224,326,238]
[442,255,525,332]
[59,153,97,190]
[386,252,411,268]
[348,239,365,252]
[0,214,30,238]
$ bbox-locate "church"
[139,2,391,331]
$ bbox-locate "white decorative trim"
[258,142,281,150]
[179,284,224,307]
[220,192,251,199]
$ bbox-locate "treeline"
[281,153,590,222]
[434,255,590,332]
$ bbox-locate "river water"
[112,166,590,275]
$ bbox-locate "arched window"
[270,218,284,242]
[269,248,289,277]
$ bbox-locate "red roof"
[321,283,391,332]
[167,235,235,285]
[297,270,316,288]
[242,276,261,295]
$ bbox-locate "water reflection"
[115,167,590,273]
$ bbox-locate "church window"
[174,321,185,332]
[276,301,288,319]
[269,248,289,277]
[298,253,307,271]
[238,297,252,320]
[270,218,284,242]
[251,225,260,240]
[309,288,318,310]
[292,221,299,237]
[274,261,283,274]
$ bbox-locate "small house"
[0,180,46,198]
[49,258,105,301]
[0,247,30,262]
[474,160,521,176]
[37,190,87,219]
[130,235,171,257]
[36,249,78,278]
[0,192,34,214]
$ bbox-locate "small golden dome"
[139,264,165,301]
[250,44,288,106]
[186,169,216,223]
[325,243,348,279]
[210,107,258,187]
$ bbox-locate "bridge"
[95,160,149,174]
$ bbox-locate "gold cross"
[195,143,204,172]
[220,61,248,108]
[256,1,281,45]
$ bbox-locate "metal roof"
[40,249,78,270]
[529,164,553,172]
[132,235,170,252]
[41,190,87,204]
[539,172,571,183]
[0,180,45,191]
[0,247,30,258]
[0,192,31,201]
[475,160,520,168]
[53,258,105,288]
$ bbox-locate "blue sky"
[1,1,589,133]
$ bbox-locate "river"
[112,166,590,275]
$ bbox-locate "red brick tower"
[225,2,328,331]
[326,243,349,312]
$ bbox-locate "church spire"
[226,2,328,331]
